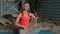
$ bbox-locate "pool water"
[37,30,56,34]
[0,30,56,34]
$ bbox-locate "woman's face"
[24,3,30,11]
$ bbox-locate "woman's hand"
[27,24,37,32]
[26,24,37,34]
[36,17,39,19]
[20,25,26,30]
[33,23,37,27]
[22,26,26,30]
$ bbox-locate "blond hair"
[22,2,30,9]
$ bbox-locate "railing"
[0,0,27,17]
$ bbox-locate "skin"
[15,3,38,34]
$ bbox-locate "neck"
[24,9,29,11]
[23,11,28,13]
[24,10,28,12]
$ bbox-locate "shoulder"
[29,12,34,16]
[29,12,31,15]
[19,12,22,14]
[19,12,23,15]
[18,12,22,17]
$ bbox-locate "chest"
[20,14,30,21]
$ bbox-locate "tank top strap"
[19,12,22,18]
[28,12,30,16]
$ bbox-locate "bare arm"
[27,13,38,32]
[15,13,25,29]
[30,13,38,24]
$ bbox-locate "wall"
[37,0,60,22]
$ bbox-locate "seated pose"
[15,3,38,34]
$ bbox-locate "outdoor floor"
[0,19,60,34]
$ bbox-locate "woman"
[15,3,38,34]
